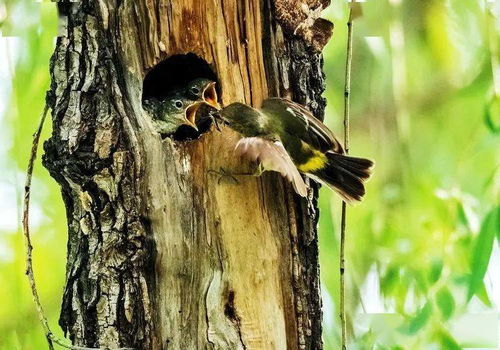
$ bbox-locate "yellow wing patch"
[297,142,327,172]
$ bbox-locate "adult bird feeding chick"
[214,98,374,203]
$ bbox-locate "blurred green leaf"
[494,206,500,245]
[457,202,469,228]
[438,329,461,350]
[380,266,399,295]
[428,259,443,285]
[355,329,376,348]
[475,280,493,307]
[484,97,500,134]
[467,207,500,300]
[435,287,455,320]
[401,301,433,335]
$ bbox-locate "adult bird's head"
[144,95,202,135]
[184,78,221,110]
[215,102,264,136]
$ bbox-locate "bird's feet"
[207,167,239,185]
[207,165,265,185]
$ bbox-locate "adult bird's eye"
[191,87,200,95]
[174,100,183,109]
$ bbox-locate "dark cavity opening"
[142,53,219,101]
[142,54,220,141]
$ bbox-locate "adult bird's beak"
[202,82,221,110]
[185,102,202,131]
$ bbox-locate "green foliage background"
[0,0,498,349]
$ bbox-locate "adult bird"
[215,98,374,203]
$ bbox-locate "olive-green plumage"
[218,98,374,203]
[143,94,201,135]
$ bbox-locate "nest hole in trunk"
[142,53,220,141]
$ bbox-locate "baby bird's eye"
[174,100,183,109]
[190,87,200,95]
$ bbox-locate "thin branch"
[340,6,355,350]
[23,104,54,350]
[22,105,134,350]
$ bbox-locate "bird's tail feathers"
[313,152,374,204]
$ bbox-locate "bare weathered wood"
[272,0,333,51]
[43,1,331,349]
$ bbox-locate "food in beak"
[203,83,221,110]
[185,103,201,131]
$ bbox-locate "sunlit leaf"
[438,330,461,350]
[436,287,455,320]
[493,206,500,245]
[484,97,500,134]
[413,269,429,292]
[400,301,433,335]
[380,265,399,295]
[475,280,493,307]
[456,201,470,229]
[428,259,443,284]
[356,329,376,348]
[467,207,500,300]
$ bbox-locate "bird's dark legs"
[207,167,239,184]
[207,165,264,184]
[210,113,222,132]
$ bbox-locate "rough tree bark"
[43,1,332,349]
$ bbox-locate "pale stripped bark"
[43,1,331,349]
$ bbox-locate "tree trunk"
[43,1,332,349]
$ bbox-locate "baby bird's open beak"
[185,102,202,131]
[202,82,221,110]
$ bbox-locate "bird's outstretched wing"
[261,98,344,153]
[234,137,308,197]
